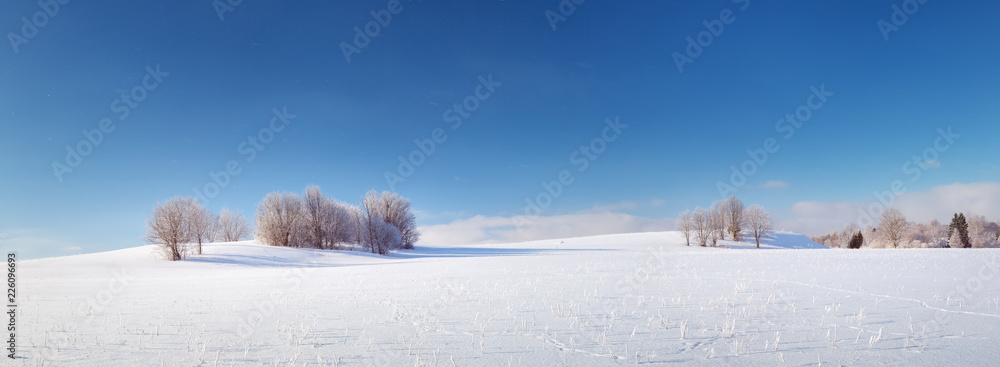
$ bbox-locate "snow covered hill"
[16,231,1000,366]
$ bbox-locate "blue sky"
[3,0,1000,259]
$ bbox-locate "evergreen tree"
[958,213,971,248]
[848,231,864,249]
[947,213,972,248]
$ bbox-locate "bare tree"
[144,196,196,261]
[188,202,217,255]
[878,208,908,248]
[302,185,332,249]
[692,207,710,247]
[322,199,354,249]
[708,201,725,246]
[361,218,403,255]
[722,196,746,242]
[967,214,991,248]
[838,223,859,249]
[359,190,406,254]
[365,190,420,250]
[676,210,693,246]
[255,192,305,247]
[217,207,250,242]
[346,204,365,246]
[744,204,773,248]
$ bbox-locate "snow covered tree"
[967,214,993,248]
[708,201,725,246]
[744,204,773,248]
[302,185,334,249]
[676,210,693,246]
[692,207,710,247]
[877,208,908,248]
[363,190,420,250]
[217,207,251,242]
[188,202,218,255]
[255,192,306,247]
[321,199,354,249]
[359,190,409,254]
[947,213,971,248]
[144,196,197,261]
[722,196,746,242]
[360,218,403,255]
[346,204,365,246]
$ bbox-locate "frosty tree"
[722,196,746,242]
[144,196,197,261]
[743,204,773,248]
[255,192,306,247]
[366,190,420,249]
[359,190,406,254]
[217,207,251,242]
[967,214,993,248]
[708,201,725,246]
[676,210,693,246]
[947,213,971,248]
[877,208,908,248]
[188,202,218,255]
[692,207,710,247]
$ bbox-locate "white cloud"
[418,211,673,246]
[894,182,1000,223]
[779,201,862,236]
[778,182,1000,236]
[1,229,82,260]
[759,180,789,189]
[581,201,639,213]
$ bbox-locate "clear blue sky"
[3,0,1000,259]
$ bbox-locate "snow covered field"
[15,232,1000,366]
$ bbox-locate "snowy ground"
[14,231,1000,366]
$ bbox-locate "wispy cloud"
[759,180,789,189]
[777,181,1000,236]
[418,211,673,246]
[0,229,83,260]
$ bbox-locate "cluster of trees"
[812,209,1000,249]
[145,186,420,261]
[255,186,419,255]
[675,196,774,248]
[143,198,251,261]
